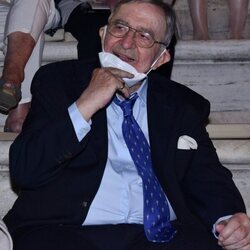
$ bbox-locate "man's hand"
[76,67,133,121]
[216,213,250,249]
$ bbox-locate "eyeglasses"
[107,22,167,48]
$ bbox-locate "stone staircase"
[0,0,250,218]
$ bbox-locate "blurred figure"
[0,0,61,132]
[0,219,13,250]
[0,0,110,133]
[188,0,249,40]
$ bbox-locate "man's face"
[99,2,170,73]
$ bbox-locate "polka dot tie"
[114,94,177,242]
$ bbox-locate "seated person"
[4,0,250,249]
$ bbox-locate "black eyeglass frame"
[107,21,167,48]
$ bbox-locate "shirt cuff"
[212,215,232,239]
[68,102,91,141]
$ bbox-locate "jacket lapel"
[147,73,177,177]
[91,109,108,165]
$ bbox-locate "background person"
[188,0,249,40]
[0,0,61,132]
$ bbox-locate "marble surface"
[207,124,250,139]
[0,136,250,217]
[1,39,250,125]
[1,149,250,218]
[209,111,250,124]
[213,140,250,164]
[170,40,250,113]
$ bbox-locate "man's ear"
[99,26,106,50]
[152,49,171,70]
[99,26,105,39]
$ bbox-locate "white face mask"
[99,26,166,87]
[98,52,147,87]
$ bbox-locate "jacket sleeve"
[180,97,246,229]
[9,61,92,189]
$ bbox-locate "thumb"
[216,223,226,234]
[216,220,228,239]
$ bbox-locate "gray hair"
[110,0,176,47]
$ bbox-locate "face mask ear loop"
[145,48,166,75]
[101,26,108,52]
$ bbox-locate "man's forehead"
[113,2,164,19]
[110,18,155,35]
[111,2,166,34]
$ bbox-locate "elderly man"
[3,0,250,249]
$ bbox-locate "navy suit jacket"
[4,58,245,234]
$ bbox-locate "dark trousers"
[12,222,222,250]
[65,4,176,79]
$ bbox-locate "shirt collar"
[114,78,148,105]
[136,78,148,105]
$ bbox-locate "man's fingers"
[117,81,130,98]
[216,223,226,235]
[217,213,250,249]
[219,214,250,240]
[218,229,250,249]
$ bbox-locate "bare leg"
[0,32,35,132]
[188,0,209,40]
[228,0,249,39]
[2,32,35,85]
[1,0,60,132]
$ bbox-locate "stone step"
[0,0,249,41]
[171,40,250,114]
[1,39,249,126]
[0,127,249,168]
[0,135,249,217]
[0,123,249,139]
[1,166,249,218]
[20,39,250,63]
[36,39,250,118]
[207,124,250,139]
[209,111,250,124]
[0,128,249,167]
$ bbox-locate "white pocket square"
[177,135,198,150]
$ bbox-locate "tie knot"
[114,93,138,117]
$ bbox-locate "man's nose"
[120,30,136,49]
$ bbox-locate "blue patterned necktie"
[113,93,176,243]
